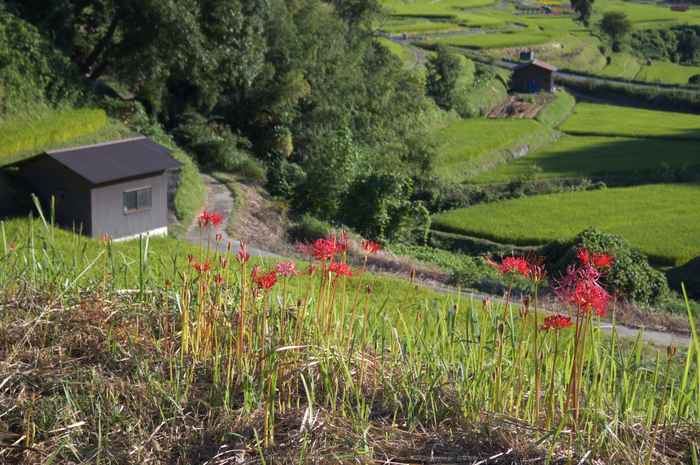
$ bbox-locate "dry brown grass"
[1,284,698,464]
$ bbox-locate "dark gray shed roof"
[40,136,184,184]
[512,59,558,72]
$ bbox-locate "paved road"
[182,173,282,260]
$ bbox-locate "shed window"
[123,187,151,213]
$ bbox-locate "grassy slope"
[598,52,643,80]
[435,182,700,265]
[470,135,700,182]
[559,102,700,139]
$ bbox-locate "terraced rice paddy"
[379,22,461,34]
[435,118,541,169]
[430,32,557,49]
[435,183,700,265]
[598,52,643,79]
[382,0,498,19]
[636,62,700,84]
[470,135,700,182]
[559,103,700,139]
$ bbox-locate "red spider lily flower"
[591,252,614,269]
[530,263,547,284]
[410,269,416,280]
[276,261,299,278]
[188,253,194,264]
[50,284,57,292]
[484,251,533,278]
[361,238,381,255]
[227,242,232,252]
[191,261,212,273]
[165,279,171,287]
[101,234,109,244]
[219,256,229,269]
[215,233,222,243]
[253,270,278,290]
[366,284,372,295]
[208,210,225,228]
[198,210,210,229]
[339,230,349,254]
[308,263,318,276]
[557,279,612,317]
[575,248,590,265]
[540,314,573,332]
[328,260,353,280]
[8,243,16,251]
[298,237,339,261]
[236,241,249,264]
[213,274,223,285]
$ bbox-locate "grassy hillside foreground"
[0,213,698,464]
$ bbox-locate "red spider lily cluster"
[541,314,573,332]
[198,209,225,229]
[484,251,543,279]
[275,261,299,278]
[298,236,340,261]
[328,260,353,280]
[555,248,614,317]
[252,267,278,290]
[101,234,109,244]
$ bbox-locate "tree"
[426,45,462,108]
[600,10,632,44]
[570,0,594,27]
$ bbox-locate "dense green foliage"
[629,26,700,64]
[426,46,463,108]
[435,183,700,266]
[571,0,595,27]
[542,227,670,305]
[599,10,632,44]
[560,103,700,139]
[0,109,106,159]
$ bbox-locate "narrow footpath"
[182,173,282,259]
[183,174,691,348]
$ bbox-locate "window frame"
[123,186,152,214]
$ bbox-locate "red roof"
[512,59,558,72]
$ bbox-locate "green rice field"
[435,183,700,265]
[559,103,700,139]
[435,118,541,169]
[430,32,557,49]
[598,52,642,79]
[379,22,461,34]
[636,62,700,84]
[382,0,497,19]
[470,135,700,182]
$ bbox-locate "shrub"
[290,214,334,243]
[542,227,670,305]
[341,173,430,242]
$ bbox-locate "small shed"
[511,59,558,93]
[9,136,184,240]
[671,5,689,11]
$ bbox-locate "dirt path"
[183,173,282,259]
